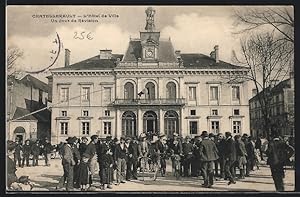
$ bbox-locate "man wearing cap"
[21,140,31,167]
[79,137,89,157]
[85,135,99,186]
[182,136,193,177]
[199,131,219,188]
[56,137,77,191]
[127,137,139,180]
[114,136,128,184]
[156,134,167,177]
[138,133,149,172]
[224,132,237,185]
[43,137,53,166]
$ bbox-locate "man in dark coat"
[85,135,99,186]
[31,140,41,166]
[127,137,139,180]
[43,137,53,166]
[182,136,193,177]
[255,134,264,161]
[99,138,114,190]
[245,136,255,176]
[138,133,149,172]
[7,141,18,189]
[56,137,77,191]
[235,135,247,179]
[199,131,219,188]
[114,136,128,184]
[14,138,22,167]
[215,133,226,179]
[266,132,294,191]
[22,140,31,167]
[224,132,237,185]
[192,135,202,177]
[73,138,81,188]
[156,134,168,177]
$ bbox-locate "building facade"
[249,77,294,138]
[50,7,250,144]
[7,73,51,142]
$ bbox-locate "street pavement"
[14,158,295,192]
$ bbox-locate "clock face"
[145,48,154,58]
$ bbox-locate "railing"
[113,98,186,106]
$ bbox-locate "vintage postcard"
[6,5,295,192]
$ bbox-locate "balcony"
[112,98,186,106]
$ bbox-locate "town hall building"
[49,7,250,144]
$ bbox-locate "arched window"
[166,82,176,99]
[145,82,155,100]
[143,111,158,135]
[124,82,134,100]
[122,111,136,137]
[164,111,179,136]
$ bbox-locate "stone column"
[159,108,164,135]
[115,109,121,138]
[180,107,185,137]
[138,109,143,134]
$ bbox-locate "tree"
[227,7,294,139]
[7,46,23,76]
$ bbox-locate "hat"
[91,135,98,140]
[81,137,88,141]
[159,133,165,138]
[185,136,191,139]
[201,131,208,137]
[18,176,30,184]
[113,137,119,142]
[25,139,30,143]
[120,136,126,141]
[209,133,215,138]
[7,140,16,151]
[225,132,232,137]
[125,137,131,141]
[106,135,112,140]
[82,153,90,159]
[67,137,77,144]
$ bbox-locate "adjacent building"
[49,7,250,144]
[249,77,294,138]
[7,73,51,142]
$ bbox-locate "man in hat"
[127,136,139,180]
[114,136,128,184]
[138,133,149,172]
[191,135,202,177]
[31,140,41,166]
[79,137,89,157]
[85,135,99,186]
[199,131,219,188]
[56,136,77,191]
[14,137,22,168]
[7,140,18,189]
[235,135,247,179]
[245,136,255,176]
[73,137,81,188]
[224,132,237,185]
[43,137,53,166]
[215,133,226,179]
[156,134,167,177]
[182,136,193,177]
[22,140,31,167]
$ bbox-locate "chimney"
[210,51,216,59]
[175,50,181,59]
[100,49,112,59]
[214,45,219,63]
[65,49,70,67]
[252,88,258,97]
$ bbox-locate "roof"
[8,74,49,92]
[180,54,246,69]
[122,40,177,62]
[51,54,123,71]
[12,107,37,121]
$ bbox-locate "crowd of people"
[6,130,294,192]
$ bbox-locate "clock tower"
[140,7,160,61]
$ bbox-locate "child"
[78,153,91,191]
[100,148,114,190]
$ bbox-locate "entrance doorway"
[13,126,25,143]
[122,111,137,137]
[143,111,158,135]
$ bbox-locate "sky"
[6,5,293,82]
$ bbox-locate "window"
[232,86,240,101]
[211,121,219,133]
[82,122,90,135]
[212,109,218,116]
[124,82,134,100]
[190,110,196,116]
[234,109,240,116]
[233,121,241,134]
[83,110,89,117]
[104,122,112,135]
[39,89,43,102]
[61,111,67,117]
[82,87,90,101]
[145,82,155,100]
[189,87,196,101]
[105,110,110,117]
[210,86,218,100]
[103,87,112,102]
[60,122,68,135]
[189,121,198,134]
[60,87,69,102]
[166,82,176,99]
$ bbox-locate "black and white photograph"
[5,5,295,192]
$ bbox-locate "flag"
[138,88,148,97]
